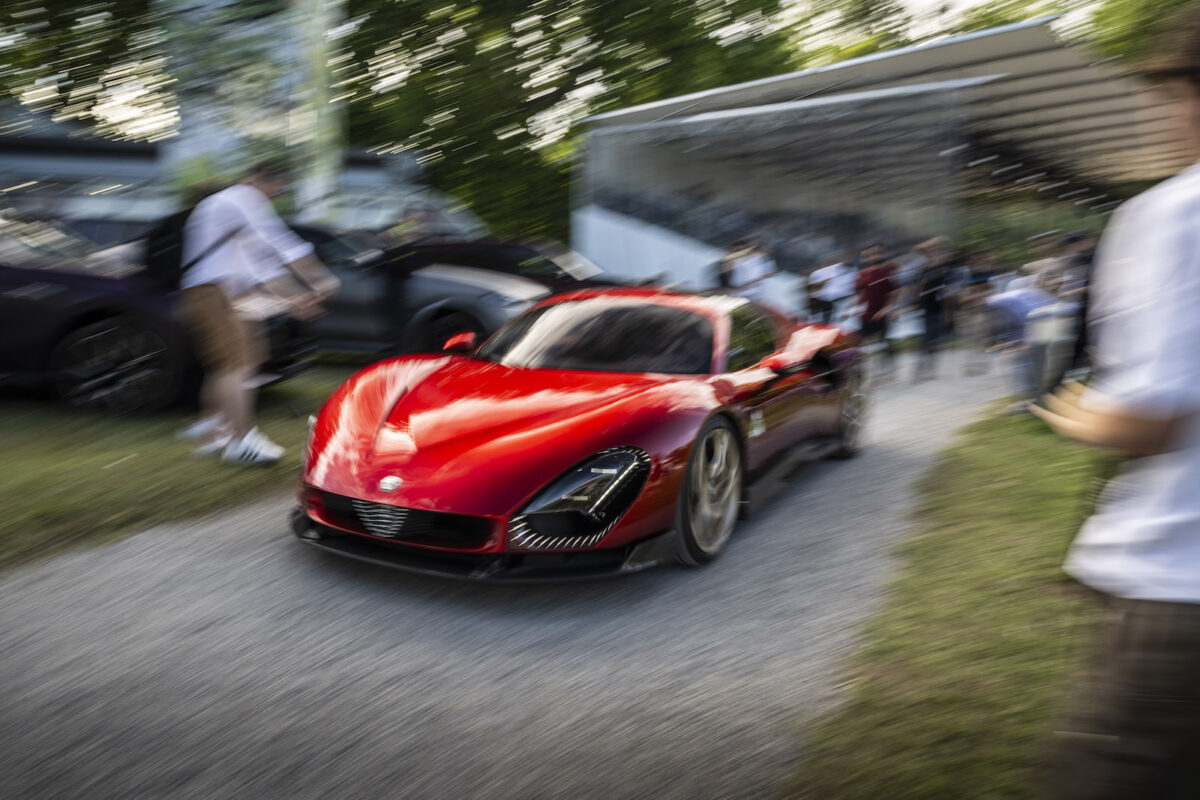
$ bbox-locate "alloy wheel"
[53,319,176,414]
[688,426,743,556]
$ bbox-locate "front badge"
[379,476,403,493]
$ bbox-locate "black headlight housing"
[508,447,651,551]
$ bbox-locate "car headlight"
[508,447,651,551]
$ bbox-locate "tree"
[339,0,793,239]
[1,0,1190,241]
[1087,0,1196,63]
[0,1,171,140]
[946,0,1066,35]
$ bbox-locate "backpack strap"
[182,223,244,275]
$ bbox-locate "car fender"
[46,290,189,370]
[401,298,507,351]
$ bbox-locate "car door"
[0,263,75,372]
[776,321,842,441]
[311,259,392,349]
[722,303,807,476]
[293,228,393,350]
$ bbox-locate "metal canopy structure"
[588,78,994,207]
[584,17,1191,194]
[572,19,1193,283]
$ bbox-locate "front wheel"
[50,316,181,414]
[676,417,744,566]
[424,312,485,353]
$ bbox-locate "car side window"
[727,304,778,372]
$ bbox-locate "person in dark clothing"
[914,237,953,381]
[1062,230,1097,371]
[713,239,750,290]
[1043,230,1097,389]
[856,243,899,379]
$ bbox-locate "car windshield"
[291,226,382,268]
[0,214,98,262]
[477,298,713,374]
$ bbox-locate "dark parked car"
[382,240,613,291]
[291,225,570,354]
[0,213,314,414]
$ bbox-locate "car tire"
[829,370,867,460]
[424,312,485,353]
[676,416,744,566]
[50,315,182,415]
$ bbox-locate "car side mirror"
[442,331,477,353]
[763,352,809,375]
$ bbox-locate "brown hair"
[1140,5,1200,88]
[249,156,293,183]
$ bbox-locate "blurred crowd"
[711,228,1098,400]
[593,184,895,273]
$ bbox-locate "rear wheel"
[676,417,743,566]
[830,370,868,459]
[50,316,181,414]
[424,312,485,353]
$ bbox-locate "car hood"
[305,356,706,516]
[381,359,657,451]
[412,264,550,302]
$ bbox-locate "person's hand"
[288,295,326,322]
[1030,381,1184,457]
[1030,382,1112,447]
[313,274,341,301]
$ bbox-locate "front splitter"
[291,509,678,583]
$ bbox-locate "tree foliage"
[0,0,1196,240]
[339,0,792,239]
[0,1,173,139]
[1087,0,1196,63]
[946,0,1064,35]
[812,0,911,46]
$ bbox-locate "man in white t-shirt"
[807,251,857,323]
[1032,10,1200,796]
[176,159,338,465]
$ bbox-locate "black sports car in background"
[0,213,314,414]
[383,240,611,292]
[290,225,617,355]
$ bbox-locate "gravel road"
[0,351,1007,800]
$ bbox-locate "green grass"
[0,364,356,569]
[788,410,1112,800]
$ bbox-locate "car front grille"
[318,491,493,549]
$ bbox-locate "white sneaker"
[192,435,233,459]
[221,427,285,465]
[177,416,224,441]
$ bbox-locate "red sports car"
[291,288,865,580]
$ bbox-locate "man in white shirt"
[807,251,857,323]
[1033,10,1200,796]
[176,159,338,465]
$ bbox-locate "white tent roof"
[585,18,1190,190]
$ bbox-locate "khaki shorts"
[176,284,265,372]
